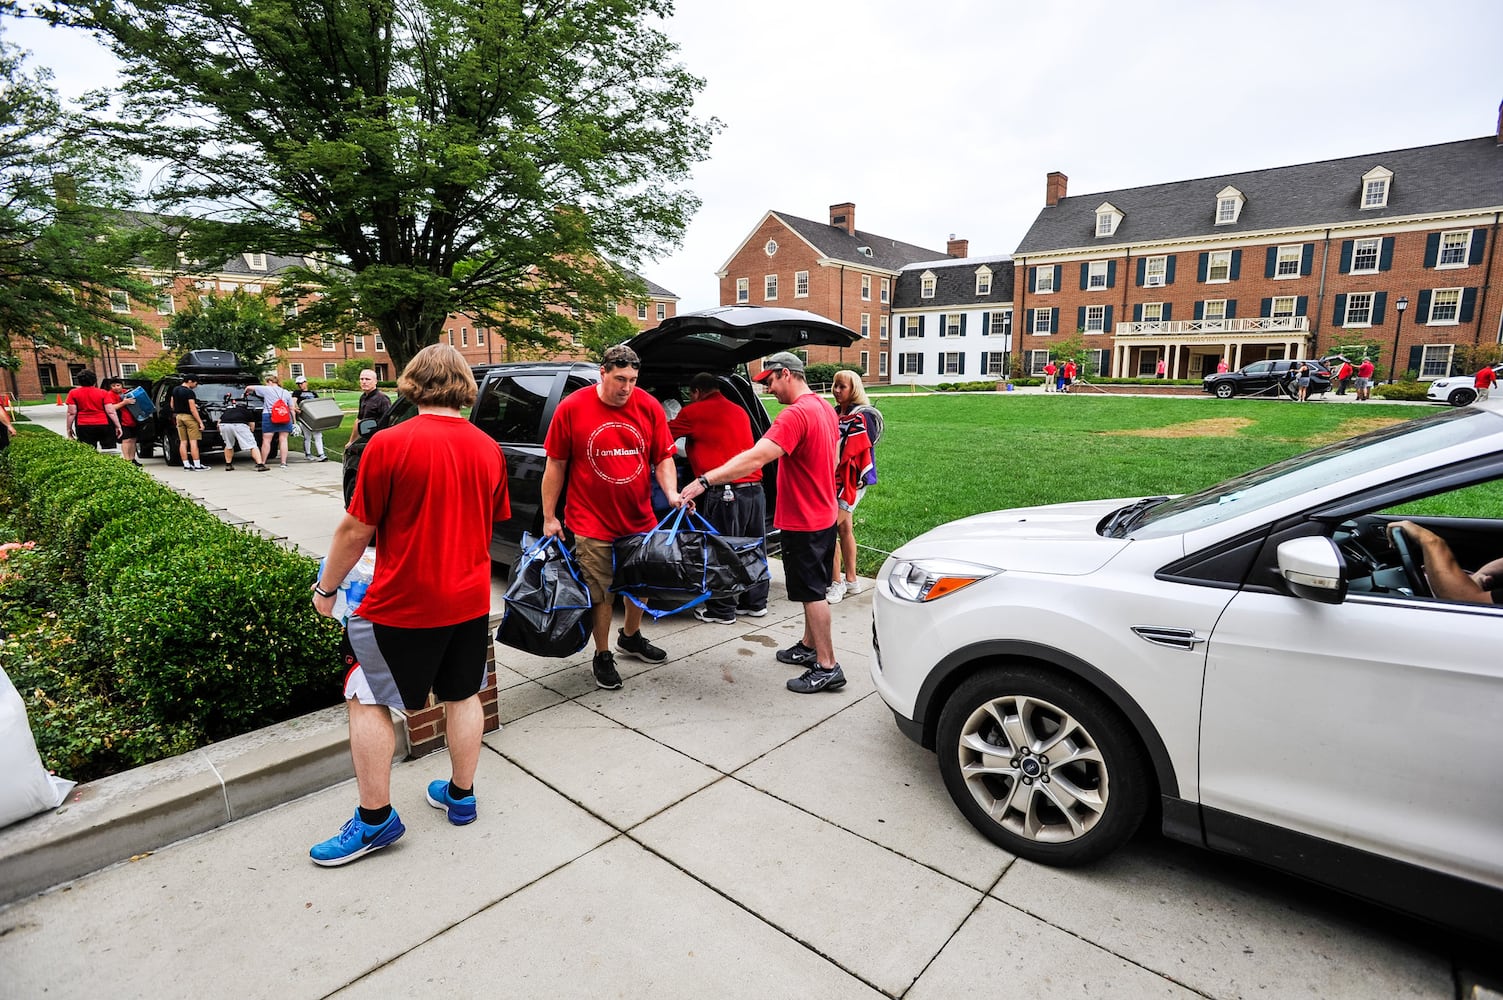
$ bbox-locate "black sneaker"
[617,628,667,663]
[787,663,846,694]
[592,651,622,690]
[775,640,817,666]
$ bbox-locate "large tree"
[0,28,154,376]
[45,0,717,371]
[164,287,299,377]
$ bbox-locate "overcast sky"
[7,0,1503,311]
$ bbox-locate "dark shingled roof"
[1016,136,1503,255]
[892,256,1015,309]
[621,267,676,299]
[772,211,947,271]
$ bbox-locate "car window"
[1243,362,1270,375]
[471,373,554,443]
[1132,408,1486,537]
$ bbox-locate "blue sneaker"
[309,808,405,867]
[426,780,478,826]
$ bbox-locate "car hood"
[627,305,860,369]
[891,498,1135,576]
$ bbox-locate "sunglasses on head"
[605,360,641,370]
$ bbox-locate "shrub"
[1372,381,1430,401]
[0,431,342,781]
[336,357,377,386]
[804,362,840,388]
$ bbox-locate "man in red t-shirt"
[1474,365,1497,401]
[680,352,844,695]
[65,370,122,451]
[543,343,680,690]
[669,371,766,623]
[1061,359,1077,393]
[308,344,510,867]
[1355,357,1376,401]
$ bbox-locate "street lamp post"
[1388,295,1409,384]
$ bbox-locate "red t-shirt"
[347,414,509,628]
[545,386,676,540]
[1476,367,1497,389]
[110,390,137,428]
[763,391,838,532]
[1357,361,1375,379]
[67,385,113,426]
[667,390,759,483]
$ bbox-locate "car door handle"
[1131,626,1207,650]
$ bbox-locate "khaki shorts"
[572,535,616,605]
[175,413,202,442]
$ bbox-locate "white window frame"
[289,363,305,380]
[1428,288,1462,324]
[1438,230,1471,268]
[461,327,469,347]
[899,352,923,376]
[109,289,130,313]
[1351,238,1381,274]
[323,363,338,379]
[1088,261,1109,290]
[1271,296,1297,319]
[1420,344,1453,379]
[1275,244,1302,278]
[637,302,648,320]
[1217,198,1238,224]
[353,335,366,351]
[116,326,136,350]
[736,277,749,303]
[860,313,870,339]
[656,303,666,321]
[374,335,385,352]
[1203,299,1228,324]
[861,274,871,301]
[160,328,178,349]
[921,274,936,298]
[943,314,962,338]
[975,268,991,295]
[1140,303,1163,325]
[983,353,1005,377]
[1343,292,1374,327]
[476,328,485,346]
[1096,212,1114,237]
[119,362,139,376]
[1034,267,1055,294]
[880,278,890,303]
[1032,308,1053,335]
[157,291,175,315]
[245,252,267,271]
[1207,251,1232,283]
[1027,349,1050,375]
[941,352,962,375]
[859,350,869,373]
[322,333,337,351]
[987,310,1009,336]
[795,270,809,297]
[282,301,298,319]
[1144,256,1167,286]
[1084,305,1106,332]
[1361,167,1392,210]
[764,274,778,300]
[878,352,888,376]
[879,315,889,340]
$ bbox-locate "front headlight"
[886,558,999,602]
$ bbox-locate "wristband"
[697,475,710,490]
[312,583,336,599]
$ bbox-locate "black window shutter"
[918,316,925,337]
[1028,265,1037,289]
[981,312,990,335]
[1230,250,1242,280]
[1296,296,1308,316]
[1104,305,1114,330]
[1333,293,1347,324]
[1160,303,1170,322]
[1136,258,1146,286]
[1197,252,1209,282]
[1380,237,1395,271]
[919,356,925,375]
[1416,289,1431,322]
[1193,301,1204,320]
[1423,233,1440,268]
[1260,297,1272,317]
[1265,247,1278,278]
[1053,265,1062,290]
[1051,307,1059,333]
[1372,292,1387,325]
[1471,230,1487,266]
[1134,304,1144,322]
[1165,255,1177,284]
[1338,240,1353,274]
[898,317,906,336]
[981,351,989,372]
[1226,300,1237,319]
[958,355,966,375]
[1107,260,1117,287]
[1406,346,1423,378]
[1300,244,1314,276]
[1460,288,1478,322]
[937,314,945,337]
[1079,263,1089,290]
[1077,306,1086,330]
[960,314,967,334]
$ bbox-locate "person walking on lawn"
[308,344,509,866]
[542,343,680,690]
[669,371,769,624]
[679,352,844,695]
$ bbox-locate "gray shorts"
[220,422,257,451]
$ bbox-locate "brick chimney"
[829,202,856,235]
[1046,171,1069,207]
[946,235,969,258]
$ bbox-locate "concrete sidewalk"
[0,402,1478,999]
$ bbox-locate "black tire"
[936,666,1150,867]
[137,436,155,459]
[162,426,182,466]
[1214,382,1235,399]
[1448,388,1476,407]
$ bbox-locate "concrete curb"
[0,705,409,906]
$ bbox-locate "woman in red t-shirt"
[106,377,142,466]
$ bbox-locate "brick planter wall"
[400,621,502,758]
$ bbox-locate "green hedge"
[0,430,342,781]
[1372,381,1430,401]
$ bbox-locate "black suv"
[1202,358,1332,399]
[138,350,264,465]
[344,305,860,574]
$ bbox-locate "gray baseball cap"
[754,352,805,383]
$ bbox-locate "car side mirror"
[356,417,380,439]
[1276,536,1347,604]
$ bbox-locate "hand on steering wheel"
[1386,523,1430,597]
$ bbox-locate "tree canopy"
[163,287,299,377]
[0,30,153,371]
[45,0,717,371]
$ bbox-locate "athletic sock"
[358,804,392,826]
[448,782,473,801]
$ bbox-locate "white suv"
[871,403,1503,939]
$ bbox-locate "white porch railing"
[1114,317,1309,338]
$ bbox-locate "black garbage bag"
[693,511,770,599]
[496,536,592,658]
[611,508,710,618]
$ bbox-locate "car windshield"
[194,383,252,403]
[1128,408,1485,538]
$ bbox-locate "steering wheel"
[1386,524,1429,597]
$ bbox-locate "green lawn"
[841,395,1426,576]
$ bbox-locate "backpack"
[269,396,292,424]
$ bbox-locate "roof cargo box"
[296,396,345,432]
[178,349,241,373]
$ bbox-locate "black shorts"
[780,525,837,604]
[118,425,139,440]
[339,613,489,711]
[76,424,116,450]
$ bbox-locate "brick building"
[889,252,1015,385]
[716,203,949,381]
[1012,119,1503,382]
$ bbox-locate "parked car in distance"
[871,402,1503,942]
[1201,358,1332,399]
[344,305,860,574]
[1427,363,1503,407]
[136,350,264,466]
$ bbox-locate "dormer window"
[921,271,936,298]
[245,252,267,271]
[1215,186,1245,225]
[975,266,992,295]
[1361,165,1392,209]
[857,245,874,258]
[1095,202,1122,238]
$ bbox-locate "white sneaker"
[844,578,864,596]
[825,580,846,604]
